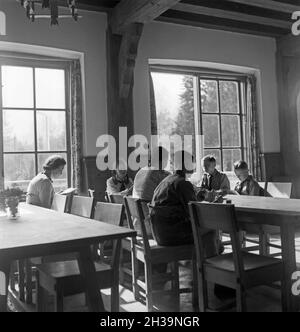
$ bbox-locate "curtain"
[246,75,262,181]
[149,70,158,135]
[70,60,84,193]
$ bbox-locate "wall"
[0,3,281,157]
[134,21,281,154]
[277,35,300,177]
[0,0,107,157]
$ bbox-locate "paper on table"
[60,188,77,195]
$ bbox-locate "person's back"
[133,166,170,201]
[150,172,196,246]
[26,173,54,209]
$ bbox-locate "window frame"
[0,57,71,190]
[150,67,247,174]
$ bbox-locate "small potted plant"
[0,187,24,220]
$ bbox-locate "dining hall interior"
[0,0,300,313]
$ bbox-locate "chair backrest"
[266,182,292,199]
[94,202,124,268]
[109,194,125,205]
[51,194,68,213]
[258,182,266,191]
[189,202,245,279]
[70,195,94,218]
[94,202,124,227]
[124,197,151,253]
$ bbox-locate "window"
[151,70,246,180]
[0,60,70,191]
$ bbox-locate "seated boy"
[198,155,230,201]
[234,161,263,196]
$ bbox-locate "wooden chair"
[261,183,293,256]
[17,195,70,305]
[189,202,286,312]
[124,197,196,312]
[51,194,68,213]
[70,195,94,219]
[109,194,125,205]
[35,202,124,312]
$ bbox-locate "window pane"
[201,80,218,113]
[4,154,35,191]
[204,149,221,170]
[220,81,239,114]
[221,115,241,147]
[152,73,196,156]
[3,110,35,152]
[2,66,34,108]
[35,68,66,109]
[38,153,68,191]
[203,115,220,148]
[37,111,67,151]
[223,149,242,172]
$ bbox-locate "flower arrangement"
[0,188,24,219]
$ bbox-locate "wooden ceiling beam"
[174,3,291,29]
[110,0,181,34]
[222,0,300,14]
[159,10,289,37]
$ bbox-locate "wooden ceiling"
[70,0,296,37]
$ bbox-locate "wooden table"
[226,195,300,312]
[0,204,136,312]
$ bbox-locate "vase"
[5,197,20,220]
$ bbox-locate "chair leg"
[259,231,270,256]
[17,260,25,302]
[236,286,247,312]
[192,257,199,311]
[9,261,17,292]
[198,272,209,312]
[36,271,45,312]
[281,276,288,312]
[25,259,33,305]
[54,286,64,312]
[144,262,154,312]
[171,262,180,312]
[131,248,139,301]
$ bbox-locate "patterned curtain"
[70,60,84,193]
[245,75,262,181]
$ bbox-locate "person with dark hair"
[106,160,133,196]
[234,160,262,196]
[198,155,230,201]
[133,146,170,201]
[26,155,66,209]
[149,151,217,255]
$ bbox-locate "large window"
[151,70,246,179]
[0,60,70,191]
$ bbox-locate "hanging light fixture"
[17,0,80,25]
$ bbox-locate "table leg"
[0,261,10,312]
[281,224,298,312]
[77,246,105,312]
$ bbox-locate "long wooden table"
[0,204,136,312]
[226,195,300,312]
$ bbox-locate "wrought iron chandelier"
[17,0,80,25]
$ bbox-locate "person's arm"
[219,174,231,193]
[106,178,120,195]
[38,180,54,209]
[248,181,261,196]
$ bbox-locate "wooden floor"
[8,263,285,313]
[8,235,300,312]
